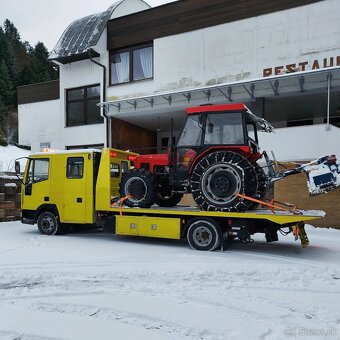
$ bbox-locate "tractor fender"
[188,146,253,175]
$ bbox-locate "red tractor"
[119,103,272,212]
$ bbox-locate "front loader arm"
[263,152,340,196]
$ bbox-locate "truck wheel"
[119,168,156,208]
[37,211,60,235]
[187,218,221,251]
[191,151,258,212]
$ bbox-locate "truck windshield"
[177,115,202,147]
[204,112,244,145]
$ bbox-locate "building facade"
[16,0,340,227]
[18,0,340,158]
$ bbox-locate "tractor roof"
[185,103,274,133]
[186,103,247,115]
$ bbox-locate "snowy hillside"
[0,221,339,340]
[0,145,30,172]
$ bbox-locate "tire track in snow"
[0,330,64,340]
[16,302,228,340]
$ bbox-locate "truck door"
[63,156,90,223]
[23,157,51,211]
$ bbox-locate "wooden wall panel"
[107,0,321,49]
[17,80,60,105]
[111,117,157,151]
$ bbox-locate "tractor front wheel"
[191,151,258,212]
[119,168,156,208]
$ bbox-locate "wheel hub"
[202,164,242,205]
[193,227,212,246]
[125,177,147,202]
[41,216,55,233]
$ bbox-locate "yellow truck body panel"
[21,148,134,224]
[116,215,181,239]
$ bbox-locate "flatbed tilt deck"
[16,148,325,251]
[102,204,324,251]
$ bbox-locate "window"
[324,116,340,128]
[40,142,50,151]
[67,157,84,179]
[204,113,245,145]
[177,116,203,147]
[121,161,128,174]
[66,85,103,127]
[287,119,313,127]
[110,43,153,85]
[110,163,120,178]
[66,144,104,150]
[27,158,49,183]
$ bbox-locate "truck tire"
[191,151,258,212]
[37,211,60,235]
[187,218,221,251]
[119,168,156,208]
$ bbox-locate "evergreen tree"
[0,96,8,146]
[4,19,20,41]
[0,19,59,145]
[31,42,58,82]
[0,59,13,106]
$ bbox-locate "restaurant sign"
[263,56,340,77]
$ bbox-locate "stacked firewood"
[0,174,21,222]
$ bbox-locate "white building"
[17,0,340,160]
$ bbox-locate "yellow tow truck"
[16,148,324,251]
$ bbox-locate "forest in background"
[0,19,59,146]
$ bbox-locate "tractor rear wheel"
[119,168,156,208]
[249,163,268,209]
[191,151,258,212]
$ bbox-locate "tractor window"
[246,123,258,142]
[204,113,244,145]
[67,157,84,179]
[177,115,202,147]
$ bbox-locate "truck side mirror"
[15,161,20,174]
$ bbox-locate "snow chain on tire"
[191,151,258,212]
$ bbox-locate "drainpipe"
[88,48,111,148]
[326,72,332,131]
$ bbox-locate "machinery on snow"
[119,103,340,212]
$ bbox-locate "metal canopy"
[49,1,123,64]
[100,67,340,120]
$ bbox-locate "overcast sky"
[0,0,177,51]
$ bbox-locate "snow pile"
[0,221,339,340]
[0,145,30,173]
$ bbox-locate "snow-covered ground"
[0,221,339,340]
[0,145,30,172]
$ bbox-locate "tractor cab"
[175,103,273,172]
